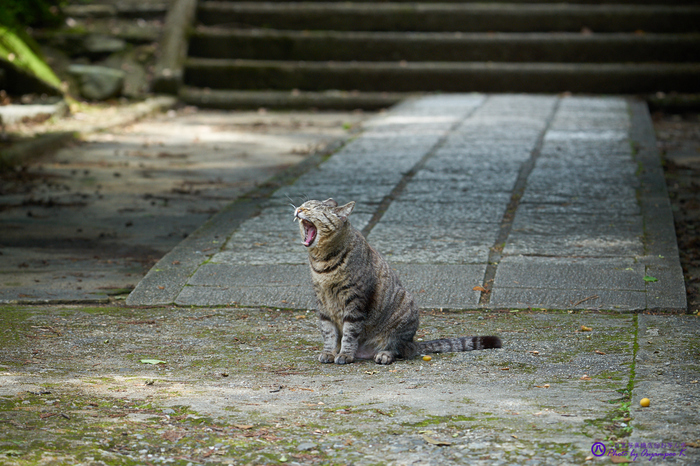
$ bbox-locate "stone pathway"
[128,94,685,312]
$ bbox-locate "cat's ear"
[322,198,338,207]
[333,201,355,221]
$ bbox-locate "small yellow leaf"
[580,325,592,332]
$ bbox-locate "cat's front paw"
[374,351,395,365]
[318,351,336,363]
[334,353,355,365]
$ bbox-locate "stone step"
[179,87,408,109]
[190,28,700,63]
[184,58,700,94]
[197,2,700,33]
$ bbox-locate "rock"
[83,34,127,56]
[68,64,125,100]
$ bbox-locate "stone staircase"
[180,0,700,109]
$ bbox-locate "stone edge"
[628,97,688,312]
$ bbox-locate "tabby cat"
[293,198,502,365]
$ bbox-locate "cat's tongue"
[302,220,317,247]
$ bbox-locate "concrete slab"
[128,94,686,312]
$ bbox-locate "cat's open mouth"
[301,219,317,247]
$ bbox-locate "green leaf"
[643,276,658,283]
[0,26,62,90]
[140,359,166,365]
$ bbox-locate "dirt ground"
[653,111,700,315]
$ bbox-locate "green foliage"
[0,0,66,30]
[0,26,63,91]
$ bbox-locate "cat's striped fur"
[294,198,502,365]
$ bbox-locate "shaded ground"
[654,111,700,314]
[2,304,698,465]
[0,108,365,302]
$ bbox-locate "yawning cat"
[293,198,502,365]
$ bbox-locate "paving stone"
[493,256,645,291]
[368,224,495,265]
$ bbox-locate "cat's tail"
[418,336,502,354]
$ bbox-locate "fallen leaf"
[295,315,306,319]
[140,359,166,365]
[686,440,700,448]
[157,286,165,290]
[595,350,606,355]
[528,351,540,355]
[234,424,254,430]
[610,456,631,463]
[500,367,510,371]
[580,325,592,332]
[580,374,591,380]
[511,435,518,439]
[162,431,186,442]
[39,413,57,419]
[422,434,451,446]
[643,275,658,283]
[473,285,489,293]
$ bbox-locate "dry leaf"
[610,456,631,463]
[580,374,592,380]
[528,350,539,355]
[422,434,451,446]
[686,440,700,448]
[595,350,606,355]
[500,367,510,371]
[162,431,185,442]
[235,424,254,430]
[581,325,592,332]
[473,285,489,293]
[511,435,518,439]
